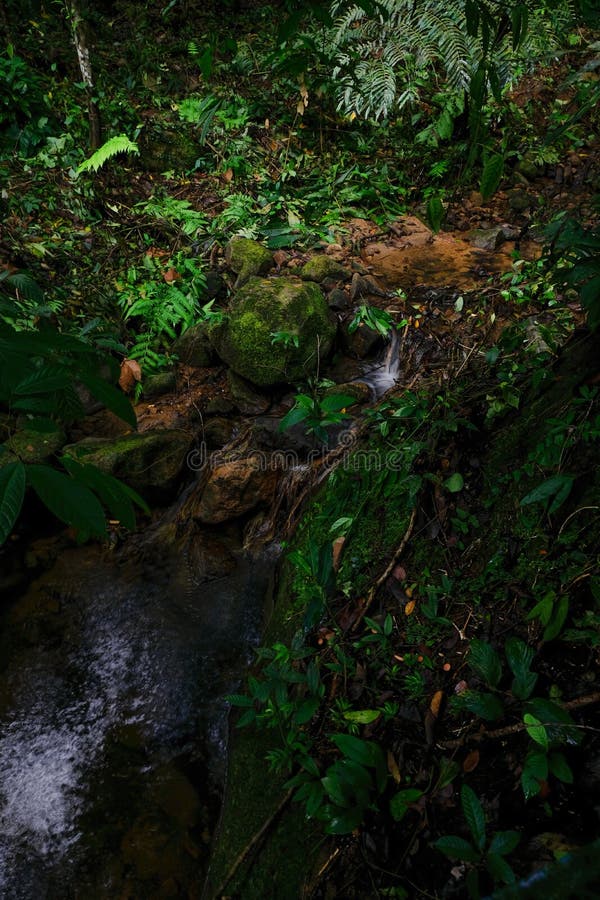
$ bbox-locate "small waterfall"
[358,329,401,398]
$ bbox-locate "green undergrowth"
[218,328,600,897]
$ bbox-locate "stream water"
[0,526,270,899]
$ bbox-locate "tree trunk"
[65,0,101,151]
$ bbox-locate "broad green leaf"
[486,851,516,885]
[524,698,581,745]
[294,696,320,724]
[26,464,106,540]
[13,365,71,395]
[459,690,504,721]
[236,708,256,727]
[78,372,137,428]
[323,806,363,834]
[0,461,26,545]
[61,457,148,529]
[489,830,520,857]
[433,835,481,863]
[480,154,504,201]
[521,475,574,513]
[319,394,356,414]
[343,709,380,725]
[331,733,378,768]
[548,751,573,784]
[444,472,464,493]
[469,639,503,688]
[526,591,555,626]
[390,788,422,822]
[279,405,308,432]
[543,594,569,642]
[305,781,325,818]
[524,714,549,749]
[461,784,486,852]
[505,637,537,699]
[426,196,445,233]
[511,3,529,49]
[521,749,548,800]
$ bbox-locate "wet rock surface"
[63,429,193,500]
[0,531,268,899]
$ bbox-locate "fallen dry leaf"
[119,358,142,393]
[163,267,181,283]
[430,690,444,718]
[463,749,480,773]
[332,536,346,572]
[387,750,401,784]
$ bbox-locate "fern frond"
[76,134,139,175]
[329,0,574,121]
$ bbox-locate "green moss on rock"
[63,429,192,499]
[4,428,65,464]
[211,276,336,387]
[300,255,350,283]
[225,237,273,288]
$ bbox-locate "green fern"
[76,134,139,175]
[329,0,575,122]
[140,195,209,237]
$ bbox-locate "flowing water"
[0,527,271,899]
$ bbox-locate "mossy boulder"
[300,255,350,284]
[225,237,273,289]
[3,428,65,464]
[63,429,192,500]
[210,276,336,387]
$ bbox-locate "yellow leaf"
[404,599,416,616]
[429,690,444,718]
[387,750,401,784]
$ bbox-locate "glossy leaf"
[480,154,504,201]
[390,788,423,822]
[462,784,486,852]
[434,835,481,863]
[26,464,106,540]
[0,460,26,546]
[469,639,503,688]
[489,830,520,857]
[78,372,137,428]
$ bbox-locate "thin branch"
[438,691,600,749]
[352,506,417,631]
[210,788,294,899]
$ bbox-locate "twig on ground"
[438,691,600,749]
[211,788,294,899]
[352,507,417,632]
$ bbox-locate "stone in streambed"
[3,428,65,465]
[209,276,335,387]
[300,255,350,284]
[143,371,177,399]
[227,370,270,415]
[172,322,215,367]
[225,237,273,289]
[468,226,505,251]
[63,429,192,499]
[193,456,278,524]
